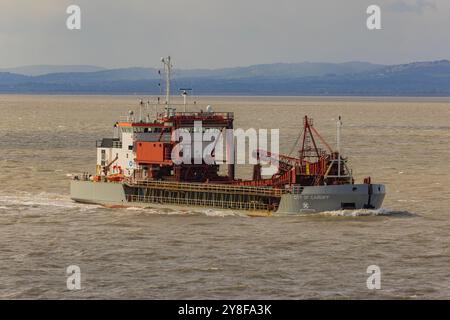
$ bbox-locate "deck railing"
[125,179,285,197]
[126,194,272,211]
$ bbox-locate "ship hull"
[276,184,385,214]
[70,180,385,215]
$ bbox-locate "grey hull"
[70,180,385,215]
[276,184,385,214]
[71,180,127,206]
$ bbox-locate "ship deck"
[123,179,286,211]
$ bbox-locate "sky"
[0,0,449,69]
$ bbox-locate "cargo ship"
[70,57,385,215]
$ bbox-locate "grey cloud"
[386,0,437,14]
[1,0,450,68]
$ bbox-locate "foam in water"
[316,207,411,217]
[202,208,241,217]
[0,192,99,211]
[0,191,414,218]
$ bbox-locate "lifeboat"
[107,173,125,182]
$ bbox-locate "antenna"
[139,99,143,122]
[128,110,134,122]
[337,116,342,178]
[161,56,172,114]
[179,88,192,112]
[145,100,150,122]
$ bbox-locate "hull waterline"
[71,180,385,215]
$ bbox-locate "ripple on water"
[1,96,450,299]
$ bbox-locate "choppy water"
[0,95,449,299]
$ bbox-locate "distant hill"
[0,72,30,84]
[33,67,159,83]
[194,61,384,79]
[1,60,449,96]
[0,65,106,76]
[0,62,384,81]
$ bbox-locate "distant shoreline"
[2,93,450,103]
[2,60,450,97]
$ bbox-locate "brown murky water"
[0,95,449,299]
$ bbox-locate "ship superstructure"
[71,57,385,215]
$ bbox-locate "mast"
[337,116,342,178]
[179,88,192,113]
[161,56,172,112]
[182,89,187,112]
[139,99,143,122]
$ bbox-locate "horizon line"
[2,59,450,71]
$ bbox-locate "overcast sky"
[0,0,449,68]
